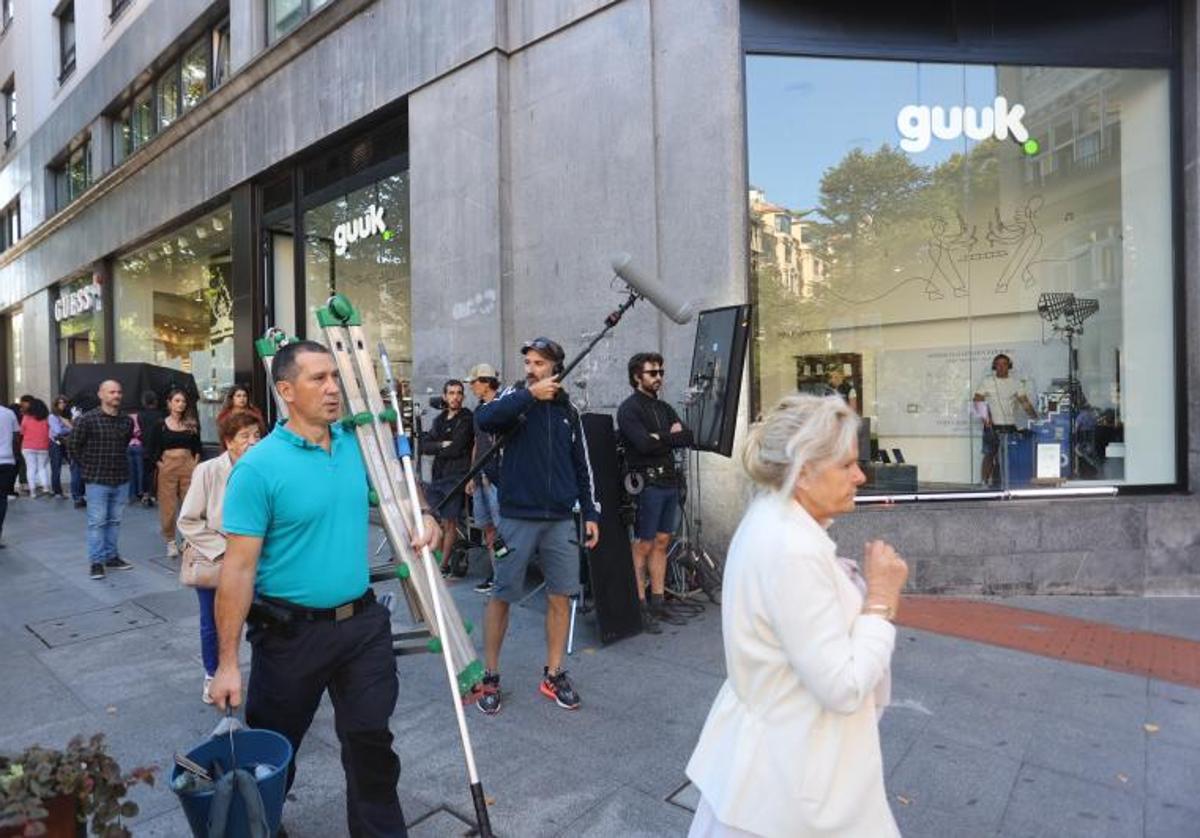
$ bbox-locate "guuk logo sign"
[896,96,1037,155]
[333,204,389,255]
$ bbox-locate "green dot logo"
[1022,138,1040,156]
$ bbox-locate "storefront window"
[113,206,233,441]
[746,57,1175,492]
[303,172,411,379]
[55,275,106,381]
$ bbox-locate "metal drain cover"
[27,602,164,648]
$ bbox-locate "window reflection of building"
[747,57,1174,491]
[303,172,412,383]
[113,206,234,441]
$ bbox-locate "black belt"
[259,590,375,623]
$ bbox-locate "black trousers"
[246,600,407,837]
[0,463,16,538]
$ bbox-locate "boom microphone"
[610,252,695,325]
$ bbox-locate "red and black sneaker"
[476,672,501,716]
[539,667,580,710]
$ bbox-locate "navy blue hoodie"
[475,384,600,523]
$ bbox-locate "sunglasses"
[643,369,665,378]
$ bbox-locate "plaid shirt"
[70,409,133,486]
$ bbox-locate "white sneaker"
[202,675,214,705]
[166,542,179,559]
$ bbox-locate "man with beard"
[474,338,600,714]
[421,379,474,577]
[617,352,692,632]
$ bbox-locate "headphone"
[991,353,1013,373]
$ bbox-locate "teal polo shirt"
[223,421,369,608]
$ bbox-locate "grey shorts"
[492,517,580,603]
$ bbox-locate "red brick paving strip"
[897,596,1200,689]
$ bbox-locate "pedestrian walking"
[68,380,135,579]
[136,391,164,506]
[49,396,73,499]
[177,411,265,704]
[208,340,440,837]
[18,396,52,498]
[686,394,909,838]
[147,388,201,558]
[0,403,19,547]
[215,384,265,451]
[7,403,26,498]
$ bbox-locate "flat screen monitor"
[686,304,751,457]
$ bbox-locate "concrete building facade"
[1,0,1198,594]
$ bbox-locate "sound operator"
[617,352,692,633]
[973,353,1036,486]
[465,363,503,594]
[421,379,474,577]
[473,337,600,715]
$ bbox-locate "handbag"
[179,542,222,589]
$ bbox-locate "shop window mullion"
[292,166,306,339]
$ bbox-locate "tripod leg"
[567,595,578,656]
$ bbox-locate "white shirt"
[975,373,1031,426]
[0,405,18,465]
[686,494,899,837]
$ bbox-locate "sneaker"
[473,577,495,594]
[539,668,581,710]
[73,499,86,509]
[476,672,501,715]
[640,604,663,635]
[89,562,106,580]
[166,542,179,559]
[654,605,687,626]
[440,565,453,580]
[105,557,133,571]
[202,675,214,705]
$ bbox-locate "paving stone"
[27,601,164,647]
[1145,797,1200,838]
[999,763,1143,838]
[1022,710,1147,795]
[888,734,1021,831]
[566,784,694,837]
[1146,737,1200,812]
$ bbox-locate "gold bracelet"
[863,603,896,622]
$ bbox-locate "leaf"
[896,795,912,806]
[1143,723,1160,734]
[1116,773,1129,784]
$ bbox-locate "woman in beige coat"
[177,411,263,704]
[686,394,909,837]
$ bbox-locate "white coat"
[686,494,900,837]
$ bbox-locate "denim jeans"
[49,443,65,496]
[69,460,84,501]
[85,482,128,565]
[196,587,218,676]
[126,445,144,499]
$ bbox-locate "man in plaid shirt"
[70,380,136,579]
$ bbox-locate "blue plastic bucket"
[172,728,293,838]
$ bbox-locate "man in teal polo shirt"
[209,340,438,838]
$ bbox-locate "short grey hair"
[742,394,860,496]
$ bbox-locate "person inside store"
[973,353,1037,486]
[146,388,202,559]
[177,410,265,705]
[420,379,474,577]
[465,363,503,594]
[208,340,440,838]
[686,394,908,838]
[216,384,266,449]
[474,337,601,715]
[617,352,692,634]
[69,380,135,580]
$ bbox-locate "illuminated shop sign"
[54,280,102,322]
[896,96,1037,155]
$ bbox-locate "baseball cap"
[466,363,499,382]
[520,337,565,364]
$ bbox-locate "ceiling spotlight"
[196,226,208,239]
[211,217,224,232]
[162,243,173,256]
[177,237,188,248]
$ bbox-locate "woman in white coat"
[686,394,910,837]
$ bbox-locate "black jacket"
[421,408,474,481]
[617,390,692,481]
